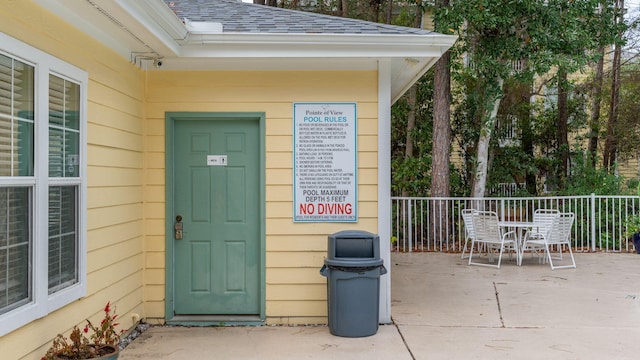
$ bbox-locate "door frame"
[164,112,266,325]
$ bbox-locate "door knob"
[174,215,183,240]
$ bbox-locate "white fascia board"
[391,56,440,104]
[179,33,456,59]
[111,0,187,53]
[93,0,184,56]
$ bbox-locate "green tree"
[444,0,620,197]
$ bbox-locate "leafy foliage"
[42,302,123,360]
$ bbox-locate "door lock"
[174,215,183,240]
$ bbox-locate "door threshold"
[167,315,264,326]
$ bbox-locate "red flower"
[104,302,111,313]
[83,325,89,333]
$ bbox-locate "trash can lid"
[329,230,377,239]
[324,258,383,268]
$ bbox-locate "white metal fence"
[391,194,640,253]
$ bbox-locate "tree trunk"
[472,77,504,198]
[430,0,451,198]
[430,52,451,198]
[603,0,624,171]
[557,69,569,187]
[341,0,349,17]
[520,78,536,195]
[588,47,604,166]
[385,0,393,24]
[401,84,417,198]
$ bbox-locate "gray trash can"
[320,230,387,337]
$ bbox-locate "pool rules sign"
[293,102,357,222]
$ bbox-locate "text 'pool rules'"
[293,102,357,222]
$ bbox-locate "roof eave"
[34,0,456,101]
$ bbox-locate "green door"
[172,118,260,315]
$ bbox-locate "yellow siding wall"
[145,70,379,324]
[0,1,146,359]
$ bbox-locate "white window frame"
[0,32,87,336]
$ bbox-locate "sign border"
[292,102,358,222]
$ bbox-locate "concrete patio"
[119,252,640,359]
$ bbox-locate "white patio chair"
[522,212,576,269]
[528,209,560,239]
[468,211,516,268]
[460,209,477,259]
[521,209,560,261]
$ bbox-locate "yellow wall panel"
[88,186,144,208]
[266,235,327,252]
[143,203,165,219]
[266,252,327,268]
[88,101,144,133]
[358,168,378,185]
[88,146,143,168]
[87,123,143,152]
[266,300,327,317]
[267,316,327,325]
[146,152,166,169]
[143,301,166,322]
[266,168,293,184]
[359,185,378,200]
[266,268,327,284]
[265,202,293,218]
[145,69,379,323]
[145,236,166,252]
[358,135,378,151]
[266,219,378,235]
[357,118,379,134]
[86,255,143,295]
[266,185,293,202]
[145,252,165,268]
[358,152,378,168]
[0,2,147,355]
[87,203,143,231]
[88,167,143,187]
[144,269,166,285]
[267,284,326,301]
[144,219,166,236]
[358,202,379,217]
[144,285,165,303]
[144,185,166,202]
[266,135,293,151]
[87,221,143,251]
[145,135,166,152]
[266,152,292,168]
[89,81,144,118]
[266,117,294,135]
[144,169,165,185]
[87,237,143,273]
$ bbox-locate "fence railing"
[391,194,640,253]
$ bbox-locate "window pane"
[0,54,34,120]
[14,59,34,120]
[0,116,10,176]
[65,81,80,130]
[0,55,11,116]
[49,75,64,127]
[0,55,34,177]
[48,186,78,294]
[0,187,32,315]
[49,127,64,177]
[50,75,80,178]
[65,131,79,177]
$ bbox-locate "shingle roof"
[164,0,433,35]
